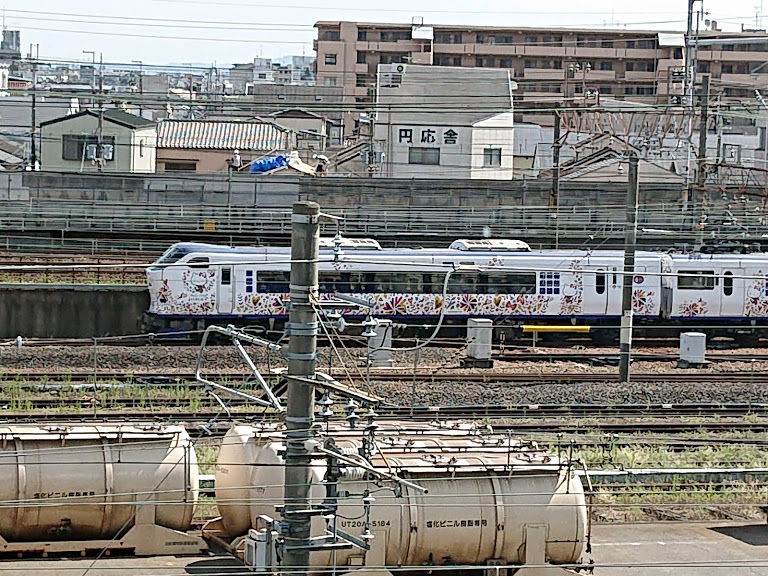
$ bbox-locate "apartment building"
[314,20,768,131]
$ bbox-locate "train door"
[217,266,234,314]
[720,268,744,317]
[606,266,622,315]
[583,268,609,314]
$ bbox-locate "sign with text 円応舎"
[396,127,460,147]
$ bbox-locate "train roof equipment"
[449,239,531,252]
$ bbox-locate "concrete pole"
[282,201,320,573]
[551,110,560,210]
[619,155,639,383]
[697,74,710,188]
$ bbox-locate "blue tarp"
[249,155,289,174]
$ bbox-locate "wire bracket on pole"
[195,324,284,412]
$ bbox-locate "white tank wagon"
[210,424,588,575]
[0,425,206,556]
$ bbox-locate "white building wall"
[130,126,157,173]
[470,112,515,180]
[41,114,156,173]
[378,123,472,179]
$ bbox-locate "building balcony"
[582,69,616,80]
[709,50,768,62]
[523,69,566,79]
[624,71,656,80]
[517,45,567,57]
[357,40,423,52]
[657,58,684,71]
[410,52,433,65]
[720,73,764,85]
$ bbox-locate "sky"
[4,1,768,70]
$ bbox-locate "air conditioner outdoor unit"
[85,144,98,160]
[102,144,114,161]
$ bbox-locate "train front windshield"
[156,245,189,265]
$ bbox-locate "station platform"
[593,521,768,575]
[1,522,767,575]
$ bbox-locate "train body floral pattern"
[632,290,656,316]
[173,291,561,317]
[745,274,768,317]
[678,298,708,317]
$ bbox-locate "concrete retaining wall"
[0,284,149,339]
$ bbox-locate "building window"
[163,162,196,171]
[221,267,232,285]
[434,31,462,44]
[525,36,538,45]
[357,29,367,41]
[322,30,340,41]
[408,147,440,165]
[636,39,656,49]
[600,61,613,71]
[722,43,735,51]
[61,135,116,161]
[380,30,411,42]
[245,270,254,294]
[722,64,733,74]
[601,40,614,48]
[539,272,560,295]
[483,148,502,167]
[477,34,495,44]
[324,76,338,86]
[355,74,368,87]
[698,62,710,73]
[324,53,337,65]
[380,53,407,64]
[626,40,635,49]
[524,59,536,68]
[759,126,767,151]
[476,56,493,67]
[499,58,513,68]
[452,56,462,66]
[357,51,367,64]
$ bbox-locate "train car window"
[538,272,560,295]
[221,267,232,285]
[723,271,733,296]
[448,272,478,294]
[369,273,423,293]
[257,271,290,293]
[245,270,254,294]
[187,257,209,269]
[319,273,368,293]
[677,271,715,290]
[596,271,606,294]
[482,272,536,294]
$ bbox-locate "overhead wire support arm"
[194,324,284,411]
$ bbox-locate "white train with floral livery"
[144,237,768,342]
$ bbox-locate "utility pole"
[132,60,143,116]
[684,0,696,107]
[30,54,37,169]
[619,154,639,384]
[551,110,562,249]
[697,74,710,187]
[551,110,561,209]
[282,201,320,574]
[97,53,103,171]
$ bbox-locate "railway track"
[4,369,768,386]
[0,402,766,429]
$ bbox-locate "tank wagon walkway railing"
[0,200,764,245]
